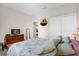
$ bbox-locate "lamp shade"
[40,18,47,26]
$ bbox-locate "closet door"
[48,17,61,39]
[61,13,77,37]
[49,13,77,39]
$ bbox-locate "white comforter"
[7,38,56,56]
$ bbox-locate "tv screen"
[11,29,20,34]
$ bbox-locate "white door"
[48,13,77,39]
[61,13,77,37]
[48,16,61,39]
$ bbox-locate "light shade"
[40,18,47,26]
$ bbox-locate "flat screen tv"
[11,29,20,35]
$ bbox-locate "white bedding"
[7,38,56,56]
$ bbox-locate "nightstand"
[0,43,4,51]
[0,43,2,50]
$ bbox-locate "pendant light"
[40,17,48,26]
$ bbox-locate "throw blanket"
[7,38,56,56]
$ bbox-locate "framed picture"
[11,29,20,35]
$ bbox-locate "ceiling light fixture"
[40,17,48,26]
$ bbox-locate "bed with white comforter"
[7,38,57,56]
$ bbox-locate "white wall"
[48,13,77,39]
[61,13,77,36]
[76,5,79,28]
[48,16,61,39]
[0,6,33,42]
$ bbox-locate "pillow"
[57,43,75,55]
[53,39,61,47]
[58,35,63,43]
[53,36,62,47]
[35,39,56,54]
[62,36,70,43]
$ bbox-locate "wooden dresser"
[4,34,24,49]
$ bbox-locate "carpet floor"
[0,49,7,56]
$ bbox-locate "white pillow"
[53,38,61,46]
[57,43,75,55]
[62,37,70,43]
[53,36,62,46]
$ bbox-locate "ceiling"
[0,3,77,18]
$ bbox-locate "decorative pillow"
[62,36,70,43]
[57,43,75,55]
[53,39,60,47]
[35,39,56,54]
[58,35,63,43]
[53,36,62,47]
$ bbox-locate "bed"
[7,38,57,56]
[7,36,76,56]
